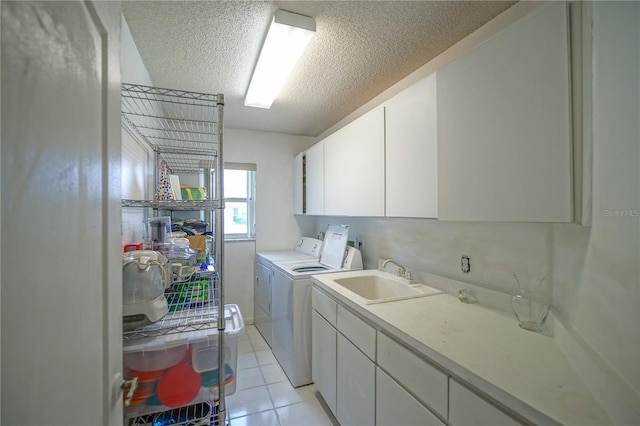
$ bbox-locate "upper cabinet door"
[437,2,572,222]
[294,152,304,215]
[324,106,385,216]
[305,142,325,215]
[385,73,438,218]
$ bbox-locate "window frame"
[223,165,256,241]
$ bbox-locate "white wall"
[224,128,316,252]
[223,240,256,324]
[223,128,316,322]
[122,129,152,245]
[121,15,154,245]
[314,217,552,311]
[121,16,154,86]
[553,3,639,423]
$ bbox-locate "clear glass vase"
[511,274,550,332]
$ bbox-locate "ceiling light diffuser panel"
[245,10,316,109]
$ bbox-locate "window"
[224,164,256,240]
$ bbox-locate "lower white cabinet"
[337,333,375,426]
[311,310,337,415]
[312,287,444,426]
[449,379,521,426]
[313,288,377,424]
[311,286,548,425]
[377,332,448,418]
[376,367,445,426]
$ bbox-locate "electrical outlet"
[461,255,471,273]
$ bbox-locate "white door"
[1,1,122,424]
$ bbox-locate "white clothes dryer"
[255,237,322,347]
[271,225,362,387]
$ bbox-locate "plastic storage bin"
[123,304,244,418]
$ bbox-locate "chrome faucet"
[381,259,406,277]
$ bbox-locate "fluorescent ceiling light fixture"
[244,10,316,109]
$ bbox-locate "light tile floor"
[225,325,339,426]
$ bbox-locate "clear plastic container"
[123,304,244,419]
[143,216,172,252]
[124,345,188,372]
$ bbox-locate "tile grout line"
[233,326,336,425]
[263,364,283,426]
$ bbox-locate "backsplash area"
[314,217,563,301]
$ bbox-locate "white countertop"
[312,270,611,425]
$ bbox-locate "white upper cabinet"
[437,2,572,222]
[385,73,438,218]
[294,152,303,215]
[305,142,325,215]
[324,106,385,216]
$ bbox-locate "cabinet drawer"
[377,332,448,418]
[312,287,337,327]
[337,305,376,361]
[449,379,521,426]
[376,367,445,426]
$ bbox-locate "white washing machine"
[272,225,362,387]
[255,237,322,347]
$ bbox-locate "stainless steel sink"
[332,272,442,304]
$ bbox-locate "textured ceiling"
[123,1,515,137]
